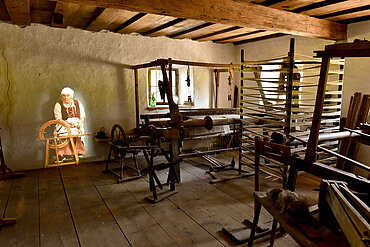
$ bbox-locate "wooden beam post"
[305,56,331,162]
[285,38,295,139]
[134,69,139,127]
[214,69,220,108]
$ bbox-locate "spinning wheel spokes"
[110,124,128,158]
[145,125,159,146]
[39,120,71,149]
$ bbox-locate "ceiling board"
[301,1,370,16]
[4,0,31,26]
[173,23,231,39]
[118,14,176,34]
[30,0,55,23]
[216,30,277,43]
[196,27,258,42]
[327,9,370,21]
[55,0,346,40]
[2,0,369,44]
[52,1,80,27]
[234,33,287,45]
[68,5,100,27]
[268,0,326,11]
[146,19,205,37]
[31,9,53,23]
[86,8,138,31]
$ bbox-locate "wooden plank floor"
[0,154,320,246]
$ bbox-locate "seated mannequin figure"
[54,87,86,158]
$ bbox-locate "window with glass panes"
[148,68,179,105]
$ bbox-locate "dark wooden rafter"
[213,30,265,43]
[300,1,370,17]
[316,5,370,19]
[55,0,346,40]
[114,13,146,33]
[339,15,370,24]
[267,0,326,11]
[148,19,207,37]
[4,0,30,26]
[0,0,11,21]
[86,8,138,31]
[196,27,258,42]
[193,26,243,41]
[168,22,214,38]
[218,30,278,43]
[52,1,79,27]
[234,33,287,45]
[141,18,185,36]
[117,14,175,34]
[292,0,348,13]
[170,23,232,40]
[257,0,287,6]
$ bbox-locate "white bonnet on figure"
[61,87,74,97]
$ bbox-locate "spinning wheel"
[110,124,128,158]
[145,125,160,146]
[39,119,89,168]
[39,119,72,149]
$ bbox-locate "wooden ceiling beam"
[55,0,347,40]
[4,0,31,26]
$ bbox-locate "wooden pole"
[285,38,295,139]
[239,49,245,174]
[134,69,139,127]
[215,69,220,108]
[305,55,331,162]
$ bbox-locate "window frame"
[148,68,179,105]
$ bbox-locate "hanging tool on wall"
[186,65,192,102]
[228,70,232,102]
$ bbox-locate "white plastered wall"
[1,21,369,172]
[0,22,237,170]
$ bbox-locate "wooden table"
[248,191,349,247]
